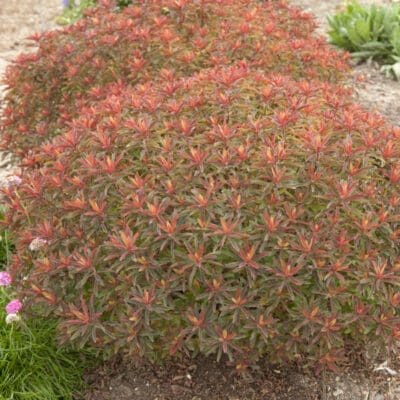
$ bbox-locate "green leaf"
[359,41,388,50]
[346,24,366,47]
[390,26,400,56]
[354,19,371,42]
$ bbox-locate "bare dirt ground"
[2,1,400,400]
[83,354,400,400]
[0,0,61,62]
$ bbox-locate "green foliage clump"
[328,0,400,78]
[0,293,95,400]
[57,0,97,25]
[0,211,12,270]
[57,0,132,25]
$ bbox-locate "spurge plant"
[4,61,400,371]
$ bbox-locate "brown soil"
[2,1,400,400]
[84,356,321,400]
[83,354,400,400]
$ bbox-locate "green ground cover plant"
[328,0,400,78]
[0,295,95,400]
[0,210,96,399]
[0,210,12,269]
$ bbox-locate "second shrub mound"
[0,0,349,160]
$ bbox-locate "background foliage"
[328,0,400,79]
[57,0,132,24]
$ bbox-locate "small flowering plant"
[0,270,22,324]
[2,175,22,189]
[0,273,96,399]
[0,214,21,323]
[28,237,48,251]
[57,0,95,25]
[0,210,97,398]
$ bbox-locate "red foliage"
[0,0,349,159]
[4,61,400,370]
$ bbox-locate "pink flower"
[0,271,11,286]
[6,299,22,315]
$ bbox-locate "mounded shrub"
[4,64,400,371]
[0,0,349,160]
